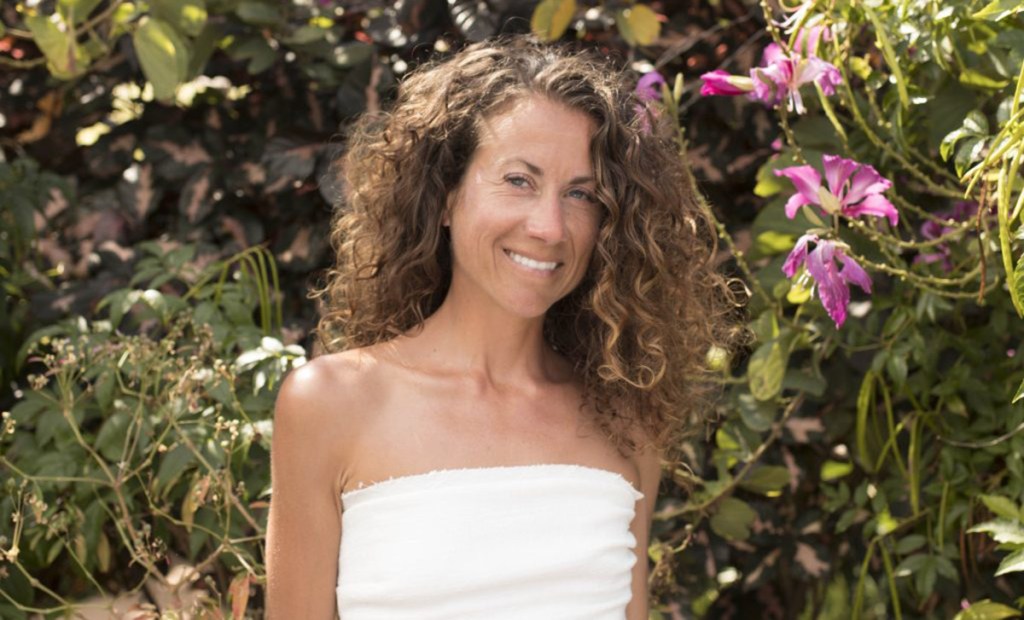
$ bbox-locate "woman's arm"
[266,358,353,619]
[626,442,663,620]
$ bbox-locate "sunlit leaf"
[821,460,853,481]
[133,18,190,100]
[981,494,1024,521]
[747,340,787,401]
[955,599,1023,620]
[996,548,1024,576]
[616,4,660,46]
[972,0,1024,21]
[151,0,208,37]
[25,13,89,79]
[968,519,1024,544]
[531,0,576,42]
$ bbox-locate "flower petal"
[844,193,899,226]
[783,233,816,277]
[699,70,753,96]
[775,164,822,208]
[761,43,787,67]
[637,71,667,102]
[750,66,784,105]
[783,192,814,219]
[844,163,892,205]
[805,240,850,327]
[838,252,872,293]
[822,155,860,198]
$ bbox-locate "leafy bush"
[1,243,300,618]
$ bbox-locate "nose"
[524,193,566,243]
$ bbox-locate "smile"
[505,249,561,272]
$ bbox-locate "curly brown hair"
[312,36,741,459]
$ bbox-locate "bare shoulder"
[273,348,386,475]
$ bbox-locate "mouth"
[504,249,562,273]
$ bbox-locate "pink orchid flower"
[635,71,667,102]
[699,43,841,115]
[634,71,667,134]
[750,44,842,114]
[699,70,754,96]
[774,154,899,225]
[784,234,872,328]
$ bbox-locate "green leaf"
[228,36,277,74]
[1013,376,1024,404]
[856,371,876,471]
[151,0,208,37]
[738,466,790,495]
[616,4,660,47]
[710,496,757,541]
[755,231,796,255]
[530,0,576,42]
[821,460,854,482]
[25,13,89,79]
[1014,254,1024,318]
[972,0,1024,21]
[95,412,131,461]
[955,599,1022,620]
[58,0,104,24]
[155,444,196,496]
[996,548,1024,576]
[895,534,927,554]
[968,519,1024,544]
[747,340,787,401]
[960,68,1011,90]
[133,18,190,100]
[981,494,1024,521]
[235,0,283,26]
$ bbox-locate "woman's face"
[445,95,602,319]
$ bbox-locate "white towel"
[337,463,643,620]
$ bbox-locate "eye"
[567,188,597,203]
[505,174,531,189]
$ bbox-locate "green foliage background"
[2,0,1024,618]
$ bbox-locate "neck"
[394,281,561,390]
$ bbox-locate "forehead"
[472,96,596,166]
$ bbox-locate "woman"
[266,37,736,619]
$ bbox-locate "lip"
[503,248,563,275]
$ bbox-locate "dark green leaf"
[738,466,790,495]
[710,496,757,541]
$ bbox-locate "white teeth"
[507,250,559,271]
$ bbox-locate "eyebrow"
[506,157,595,185]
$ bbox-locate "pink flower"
[634,71,667,133]
[635,71,666,102]
[914,201,979,270]
[699,70,754,96]
[774,154,898,225]
[784,234,871,328]
[751,52,841,114]
[700,43,841,115]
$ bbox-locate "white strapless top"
[336,464,644,619]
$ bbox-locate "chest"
[343,378,628,491]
